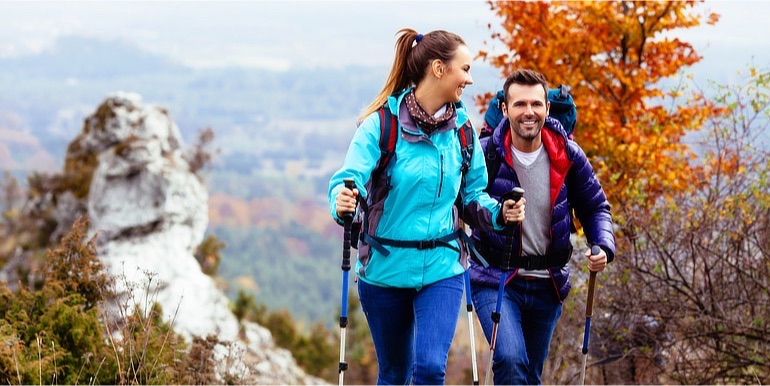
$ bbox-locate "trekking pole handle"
[500,187,524,271]
[500,187,525,207]
[341,178,356,272]
[500,187,524,232]
[585,245,601,318]
[342,179,356,220]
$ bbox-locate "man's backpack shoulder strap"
[482,135,501,192]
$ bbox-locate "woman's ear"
[431,59,444,78]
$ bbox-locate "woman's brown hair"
[359,28,466,122]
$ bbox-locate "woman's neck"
[414,84,444,115]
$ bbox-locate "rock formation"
[42,92,324,384]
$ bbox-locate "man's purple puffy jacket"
[468,116,615,301]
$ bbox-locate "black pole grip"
[501,187,525,204]
[501,187,525,271]
[342,179,356,221]
[341,179,356,272]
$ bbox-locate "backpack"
[480,84,577,191]
[352,102,477,258]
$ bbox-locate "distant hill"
[0,35,189,78]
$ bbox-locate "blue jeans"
[472,276,562,385]
[357,274,463,385]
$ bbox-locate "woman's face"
[440,45,474,103]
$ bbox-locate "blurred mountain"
[0,36,377,170]
[0,35,189,78]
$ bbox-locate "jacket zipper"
[438,154,444,197]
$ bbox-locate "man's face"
[502,83,550,143]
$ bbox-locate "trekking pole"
[579,244,602,385]
[464,269,480,385]
[338,178,356,386]
[484,187,524,385]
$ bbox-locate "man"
[469,68,616,385]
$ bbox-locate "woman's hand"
[502,197,525,224]
[336,185,359,218]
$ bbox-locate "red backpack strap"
[458,120,474,175]
[377,105,399,172]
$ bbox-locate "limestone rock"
[73,92,325,385]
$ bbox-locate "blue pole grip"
[464,270,473,311]
[582,317,592,354]
[494,270,507,315]
[340,274,349,326]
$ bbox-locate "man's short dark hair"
[503,69,549,105]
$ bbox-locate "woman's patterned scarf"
[404,90,454,135]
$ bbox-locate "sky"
[1,0,769,76]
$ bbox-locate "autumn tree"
[596,68,770,384]
[478,1,720,214]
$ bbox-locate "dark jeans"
[472,276,562,385]
[357,274,464,385]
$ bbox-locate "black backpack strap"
[484,136,501,192]
[360,105,398,246]
[363,229,470,257]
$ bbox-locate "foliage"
[231,289,267,324]
[0,216,240,385]
[194,234,226,277]
[0,171,24,225]
[184,126,221,180]
[597,69,770,384]
[43,217,113,310]
[479,0,721,212]
[0,172,25,268]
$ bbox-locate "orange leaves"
[480,0,722,212]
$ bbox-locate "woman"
[328,28,520,384]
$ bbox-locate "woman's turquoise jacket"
[328,89,503,290]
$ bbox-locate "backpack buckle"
[417,240,437,250]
